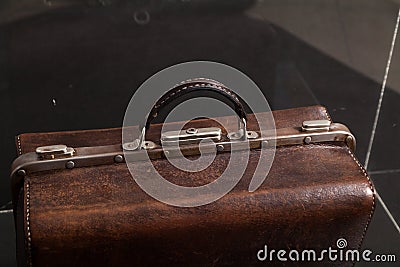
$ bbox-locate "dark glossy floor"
[1,0,399,266]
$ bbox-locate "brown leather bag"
[11,81,374,267]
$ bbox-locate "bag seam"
[298,144,375,259]
[346,149,375,267]
[26,181,32,267]
[321,107,373,258]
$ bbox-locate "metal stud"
[65,161,75,169]
[216,144,224,152]
[17,169,26,177]
[304,136,312,144]
[261,140,269,147]
[114,155,124,163]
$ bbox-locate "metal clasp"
[302,120,331,132]
[161,127,222,146]
[35,144,74,159]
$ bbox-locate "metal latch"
[36,145,75,159]
[11,118,356,204]
[302,120,331,132]
[161,127,222,146]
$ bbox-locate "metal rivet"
[216,144,224,152]
[163,150,170,157]
[114,155,124,163]
[346,135,353,144]
[17,169,26,177]
[65,161,75,169]
[304,136,312,144]
[186,128,198,134]
[261,140,269,147]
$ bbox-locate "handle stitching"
[17,135,22,155]
[151,80,242,124]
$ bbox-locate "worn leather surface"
[14,106,375,266]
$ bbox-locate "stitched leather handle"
[144,78,247,130]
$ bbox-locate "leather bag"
[11,80,375,266]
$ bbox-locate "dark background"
[1,0,399,266]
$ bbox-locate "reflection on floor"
[0,211,15,267]
[248,0,400,94]
[358,201,400,266]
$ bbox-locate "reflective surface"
[1,0,400,265]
